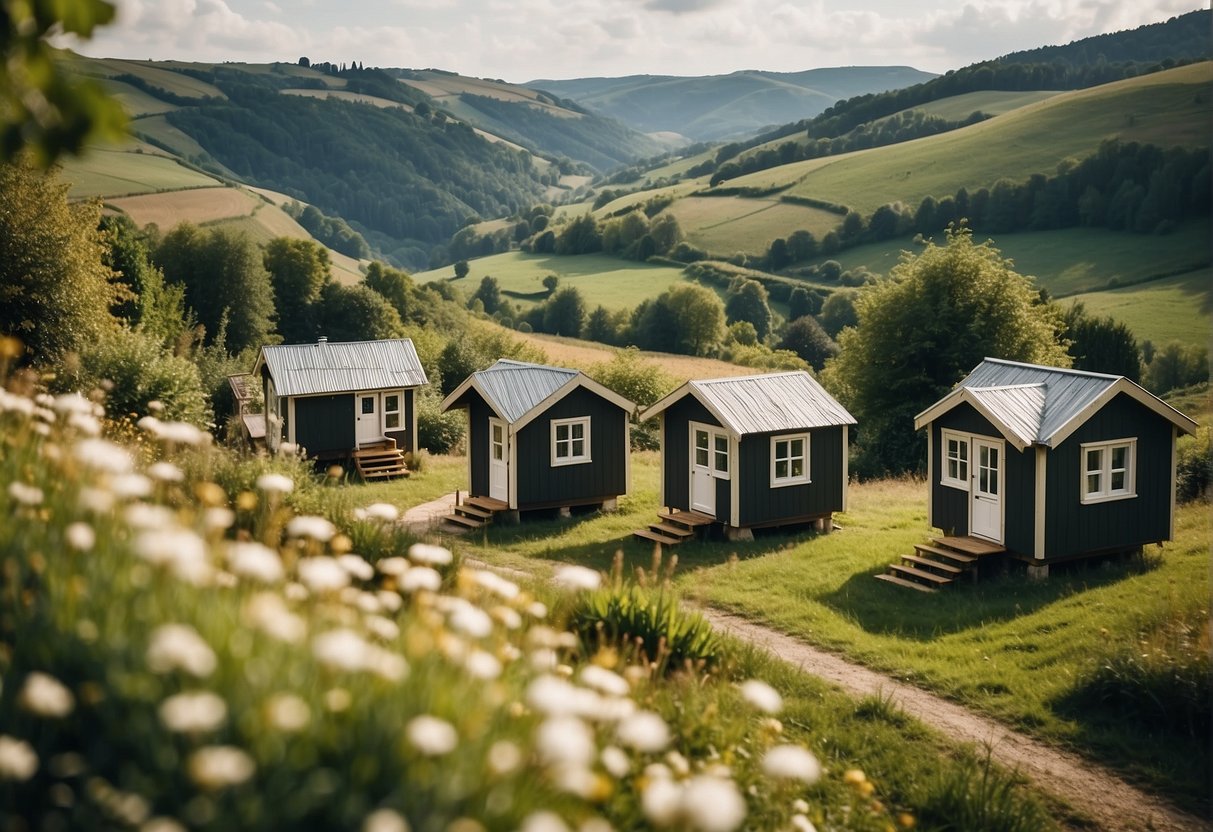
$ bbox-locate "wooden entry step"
[877,535,1001,591]
[632,509,714,547]
[354,441,408,481]
[874,573,937,593]
[441,495,510,532]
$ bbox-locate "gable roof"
[440,359,635,428]
[639,371,856,437]
[913,358,1198,450]
[253,338,427,398]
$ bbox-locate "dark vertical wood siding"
[385,388,417,454]
[294,394,354,455]
[930,403,1035,550]
[467,396,493,497]
[737,426,844,526]
[1045,393,1173,558]
[515,387,628,506]
[661,398,722,513]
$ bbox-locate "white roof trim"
[1046,376,1199,446]
[439,375,507,422]
[638,381,741,440]
[913,387,1032,451]
[510,373,635,433]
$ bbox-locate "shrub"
[1175,426,1211,503]
[416,388,464,454]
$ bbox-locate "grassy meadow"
[1069,268,1212,347]
[452,452,1210,817]
[665,196,842,255]
[507,331,765,380]
[59,145,222,198]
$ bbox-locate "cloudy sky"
[69,0,1200,81]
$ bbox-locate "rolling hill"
[528,66,937,141]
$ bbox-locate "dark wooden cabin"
[440,360,635,523]
[914,358,1198,575]
[637,371,856,541]
[252,338,427,478]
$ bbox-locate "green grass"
[68,55,227,99]
[1069,268,1212,346]
[414,251,692,311]
[900,90,1065,122]
[341,453,467,510]
[727,64,1212,217]
[60,145,222,198]
[665,196,842,255]
[99,77,179,117]
[464,455,1210,817]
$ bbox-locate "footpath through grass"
[448,454,1210,818]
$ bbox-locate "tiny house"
[440,360,635,523]
[914,358,1198,575]
[253,338,428,476]
[637,371,856,541]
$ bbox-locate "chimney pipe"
[317,336,328,346]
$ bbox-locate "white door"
[488,418,508,502]
[690,423,728,516]
[971,438,1002,542]
[356,393,381,446]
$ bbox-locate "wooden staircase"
[442,495,509,532]
[354,441,409,481]
[632,509,714,547]
[875,536,1003,592]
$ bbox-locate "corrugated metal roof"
[690,371,856,435]
[967,384,1046,447]
[959,359,1117,445]
[260,339,427,397]
[474,360,578,423]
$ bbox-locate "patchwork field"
[1070,268,1212,346]
[60,145,222,198]
[508,330,763,381]
[665,195,843,255]
[99,77,178,117]
[281,89,412,110]
[109,186,259,227]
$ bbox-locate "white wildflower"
[363,808,410,832]
[67,411,101,435]
[471,569,519,600]
[147,462,184,483]
[124,502,175,529]
[530,648,559,672]
[277,441,298,456]
[761,745,821,783]
[18,672,74,718]
[739,679,783,715]
[338,554,374,581]
[641,778,682,826]
[204,507,235,531]
[363,502,399,522]
[146,624,217,677]
[377,590,403,612]
[487,740,522,775]
[492,605,522,630]
[0,390,35,416]
[553,565,601,591]
[463,649,502,680]
[141,817,188,832]
[188,746,255,789]
[445,598,493,638]
[265,694,311,732]
[133,528,211,585]
[111,473,153,500]
[244,592,307,643]
[156,421,206,446]
[78,486,115,514]
[399,566,442,593]
[790,815,818,832]
[681,775,747,832]
[256,473,294,494]
[324,688,351,712]
[297,557,350,593]
[74,438,133,474]
[536,715,596,768]
[159,691,227,733]
[376,556,409,576]
[364,615,400,642]
[580,665,630,697]
[0,735,38,781]
[617,711,670,753]
[407,542,452,566]
[227,542,284,583]
[284,582,309,602]
[65,522,95,552]
[53,393,93,415]
[527,601,549,619]
[520,812,570,832]
[406,715,457,756]
[601,745,631,778]
[7,481,43,506]
[286,515,336,542]
[312,629,373,673]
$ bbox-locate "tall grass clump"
[0,360,901,831]
[914,750,1055,832]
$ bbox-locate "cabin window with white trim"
[771,434,810,487]
[384,393,401,430]
[552,417,590,465]
[941,430,970,491]
[1081,438,1136,503]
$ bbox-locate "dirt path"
[702,608,1206,832]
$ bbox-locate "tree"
[264,237,331,343]
[1,0,126,166]
[542,274,560,294]
[766,238,791,271]
[823,227,1069,475]
[0,160,121,363]
[819,290,858,337]
[364,261,418,322]
[155,225,277,354]
[724,280,774,342]
[453,260,470,280]
[555,214,602,255]
[471,276,502,315]
[315,283,405,342]
[787,287,814,321]
[1144,342,1209,395]
[777,316,838,371]
[663,284,725,356]
[542,286,586,337]
[1061,303,1140,381]
[102,215,188,346]
[786,230,818,263]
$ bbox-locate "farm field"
[131,115,232,173]
[727,63,1211,217]
[462,455,1211,817]
[98,77,178,116]
[68,55,227,99]
[415,252,692,311]
[59,144,222,198]
[665,196,842,255]
[1069,268,1212,346]
[281,88,412,110]
[109,186,260,227]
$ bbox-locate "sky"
[68,0,1202,82]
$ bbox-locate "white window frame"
[941,429,970,491]
[770,433,811,488]
[551,416,591,466]
[383,391,402,431]
[1080,438,1136,504]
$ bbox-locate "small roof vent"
[317,336,328,346]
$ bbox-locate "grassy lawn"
[340,452,467,512]
[60,144,222,198]
[1069,268,1212,347]
[665,196,842,254]
[457,453,1210,816]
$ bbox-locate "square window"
[771,433,810,487]
[552,417,591,466]
[940,431,970,490]
[1081,439,1135,503]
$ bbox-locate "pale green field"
[727,64,1212,216]
[416,251,690,311]
[100,78,178,117]
[281,89,411,110]
[1069,268,1212,346]
[73,56,226,99]
[60,146,222,198]
[908,89,1063,121]
[665,196,842,255]
[131,116,236,176]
